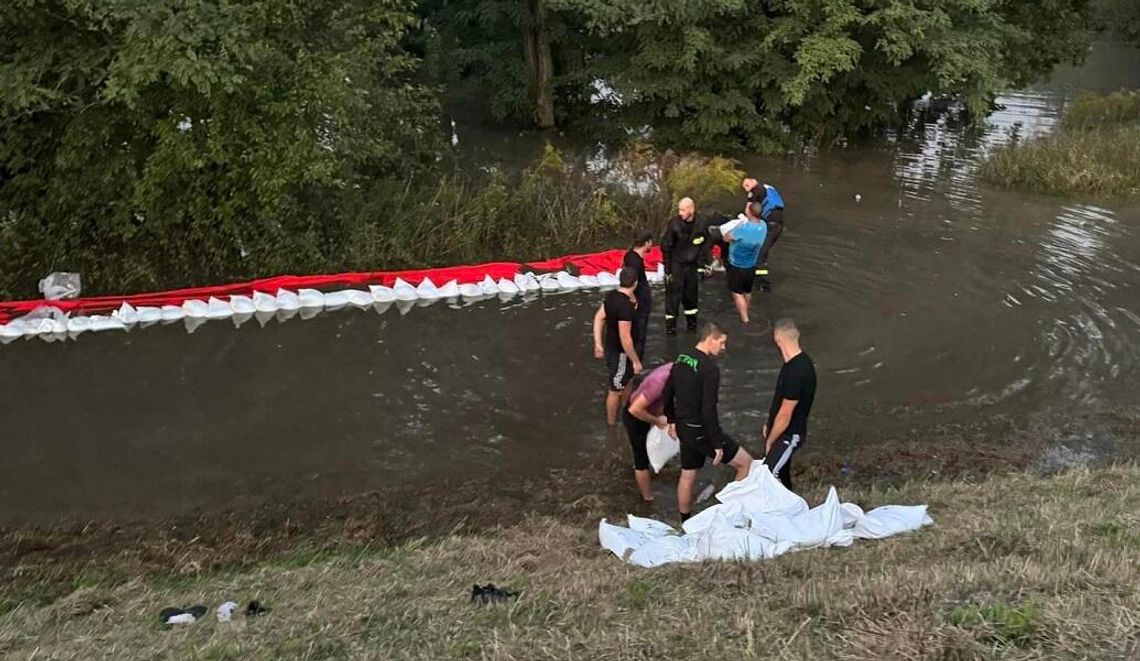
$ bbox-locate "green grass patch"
[948,600,1042,647]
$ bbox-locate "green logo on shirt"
[676,354,699,371]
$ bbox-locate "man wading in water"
[723,201,768,324]
[742,177,786,292]
[663,322,754,521]
[593,267,644,425]
[623,229,654,360]
[622,362,675,501]
[762,318,817,492]
[661,197,708,335]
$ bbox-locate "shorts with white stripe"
[765,433,801,492]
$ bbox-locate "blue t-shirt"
[727,221,767,268]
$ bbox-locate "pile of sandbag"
[0,265,664,344]
[599,462,932,567]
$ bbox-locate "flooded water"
[3,44,1140,524]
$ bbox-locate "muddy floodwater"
[2,43,1140,525]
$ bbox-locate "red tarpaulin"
[0,247,666,324]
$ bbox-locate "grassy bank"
[2,464,1138,659]
[982,91,1140,197]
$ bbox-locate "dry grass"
[2,466,1139,660]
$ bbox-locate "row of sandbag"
[599,463,933,568]
[0,267,660,344]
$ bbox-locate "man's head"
[677,197,695,221]
[742,177,758,192]
[632,228,653,251]
[773,317,801,350]
[696,322,728,356]
[745,201,764,221]
[618,266,639,290]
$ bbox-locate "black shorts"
[621,408,651,471]
[726,264,756,295]
[605,350,634,392]
[765,432,802,491]
[676,423,740,470]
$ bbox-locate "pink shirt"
[630,364,673,416]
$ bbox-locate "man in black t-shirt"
[593,267,644,425]
[623,229,654,359]
[762,318,816,492]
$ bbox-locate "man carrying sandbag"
[742,177,786,292]
[622,363,675,502]
[663,322,755,522]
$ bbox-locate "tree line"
[0,0,1111,296]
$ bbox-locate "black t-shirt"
[603,290,637,354]
[622,249,651,314]
[766,352,816,437]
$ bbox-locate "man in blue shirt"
[742,177,785,292]
[723,201,768,324]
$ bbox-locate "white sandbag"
[231,312,254,328]
[182,299,210,318]
[392,278,418,301]
[599,519,656,560]
[0,319,27,342]
[342,289,374,309]
[596,271,619,287]
[298,305,322,320]
[65,316,92,337]
[682,500,749,535]
[715,462,809,517]
[89,315,127,332]
[275,289,301,310]
[371,301,392,316]
[184,315,208,333]
[416,277,443,300]
[275,307,299,322]
[646,426,679,473]
[538,274,561,291]
[748,487,852,550]
[369,285,396,303]
[297,289,325,309]
[229,295,256,315]
[252,291,278,313]
[459,282,484,299]
[113,302,140,326]
[323,290,350,309]
[437,280,460,298]
[395,299,416,316]
[628,535,697,568]
[160,305,185,322]
[497,278,520,296]
[718,217,745,237]
[136,307,163,326]
[579,274,600,288]
[555,271,583,289]
[853,505,934,540]
[479,275,499,296]
[647,263,665,284]
[254,310,276,327]
[206,297,234,319]
[627,515,678,537]
[514,272,541,292]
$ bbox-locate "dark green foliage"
[0,0,440,297]
[1094,0,1140,46]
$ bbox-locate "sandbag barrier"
[0,248,665,344]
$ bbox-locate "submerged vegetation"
[982,91,1140,198]
[2,465,1139,658]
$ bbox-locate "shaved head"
[677,197,695,220]
[774,317,800,342]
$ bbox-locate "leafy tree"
[0,0,439,296]
[1093,0,1140,46]
[426,0,1093,149]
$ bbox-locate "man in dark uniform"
[623,229,654,359]
[742,177,786,292]
[660,197,708,335]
